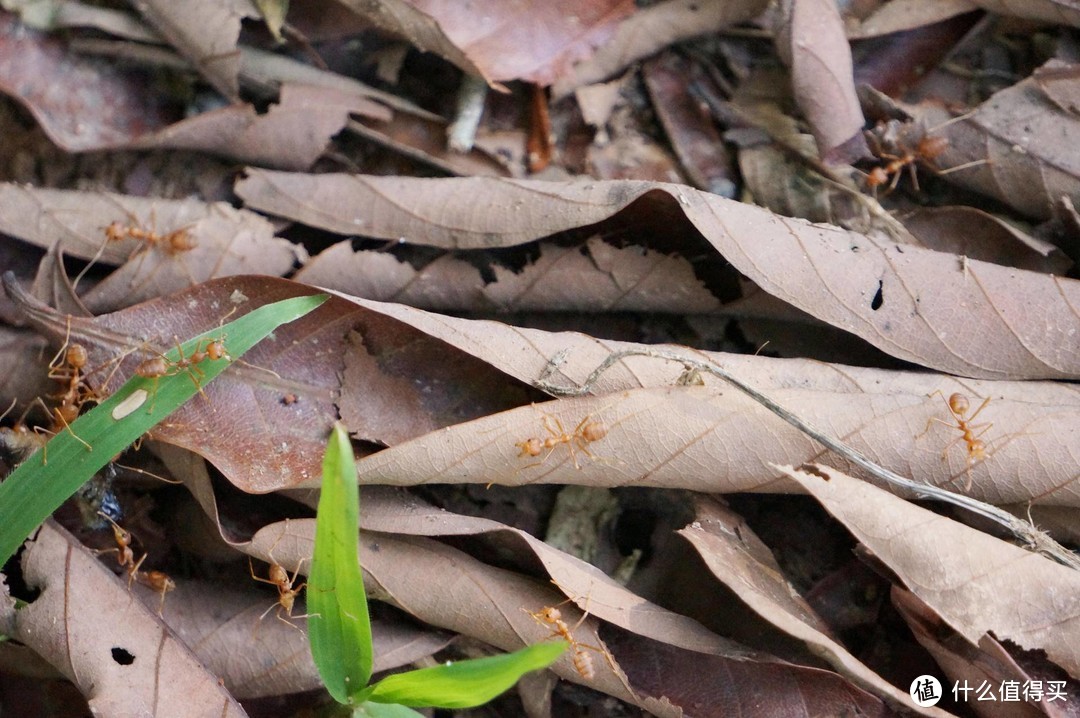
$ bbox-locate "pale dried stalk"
[536,348,1080,572]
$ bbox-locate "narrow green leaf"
[0,294,328,565]
[352,702,424,718]
[362,641,568,708]
[309,423,373,704]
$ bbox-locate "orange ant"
[135,334,231,412]
[103,219,197,257]
[95,512,175,614]
[74,212,198,291]
[864,122,949,194]
[249,556,313,628]
[515,411,608,470]
[524,594,614,681]
[920,391,992,490]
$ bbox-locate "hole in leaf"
[111,647,135,665]
[870,280,884,310]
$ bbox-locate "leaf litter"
[3,4,1080,716]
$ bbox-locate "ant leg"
[965,396,992,423]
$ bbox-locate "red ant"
[103,219,197,257]
[864,122,949,194]
[96,512,174,614]
[249,556,313,629]
[515,411,608,470]
[920,391,992,490]
[135,334,231,412]
[524,591,614,681]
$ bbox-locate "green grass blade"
[352,702,424,718]
[361,641,568,708]
[310,423,373,704]
[0,293,328,565]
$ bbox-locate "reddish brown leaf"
[5,276,348,493]
[551,0,770,98]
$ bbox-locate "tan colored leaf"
[913,59,1080,222]
[679,498,951,715]
[237,172,1080,378]
[160,579,449,699]
[244,517,889,714]
[0,326,53,414]
[245,520,646,708]
[332,0,491,83]
[901,206,1072,275]
[0,12,176,150]
[130,0,256,99]
[13,521,247,716]
[353,487,730,654]
[778,464,1080,679]
[774,0,868,162]
[893,588,1066,718]
[844,0,979,40]
[127,84,390,171]
[0,183,299,283]
[348,383,1080,507]
[295,237,722,313]
[550,0,770,98]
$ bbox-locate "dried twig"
[536,348,1080,571]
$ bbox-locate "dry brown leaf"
[1035,62,1080,117]
[901,207,1072,275]
[237,172,1080,378]
[347,113,514,177]
[642,53,737,197]
[399,0,635,85]
[679,498,951,716]
[774,0,868,162]
[13,521,247,716]
[332,0,491,83]
[599,625,897,718]
[893,588,1073,718]
[844,0,980,40]
[352,487,731,654]
[0,184,303,311]
[244,520,647,709]
[347,383,1080,507]
[965,0,1080,26]
[244,517,893,714]
[914,59,1080,222]
[130,0,256,99]
[779,464,1080,680]
[0,326,53,414]
[0,12,177,151]
[158,578,449,699]
[550,0,770,99]
[5,276,349,493]
[295,237,722,313]
[127,83,389,171]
